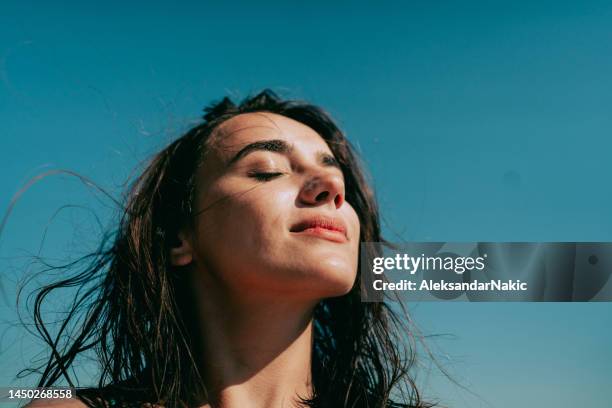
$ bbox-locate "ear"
[170,230,194,266]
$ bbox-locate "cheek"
[345,205,361,255]
[340,205,362,281]
[228,187,294,247]
[192,184,294,274]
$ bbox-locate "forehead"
[210,112,332,158]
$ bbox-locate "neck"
[190,273,317,408]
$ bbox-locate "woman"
[25,90,429,407]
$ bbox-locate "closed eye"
[247,171,284,182]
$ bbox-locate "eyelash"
[248,171,284,181]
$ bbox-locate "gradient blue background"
[1,1,611,407]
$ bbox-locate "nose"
[298,171,345,209]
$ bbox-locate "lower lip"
[292,227,348,243]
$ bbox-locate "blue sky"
[1,1,611,407]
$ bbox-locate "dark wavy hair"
[18,90,432,407]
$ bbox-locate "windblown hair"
[23,90,431,407]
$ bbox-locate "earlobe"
[170,231,193,266]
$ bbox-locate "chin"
[325,278,356,298]
[307,263,357,298]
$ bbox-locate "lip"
[290,215,348,243]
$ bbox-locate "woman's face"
[182,112,360,302]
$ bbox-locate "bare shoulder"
[25,398,87,408]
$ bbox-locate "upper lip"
[290,215,348,238]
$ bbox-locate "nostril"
[334,194,343,208]
[315,191,329,201]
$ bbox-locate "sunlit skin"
[28,112,361,408]
[172,112,361,407]
[181,112,360,300]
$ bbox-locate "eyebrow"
[227,138,341,169]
